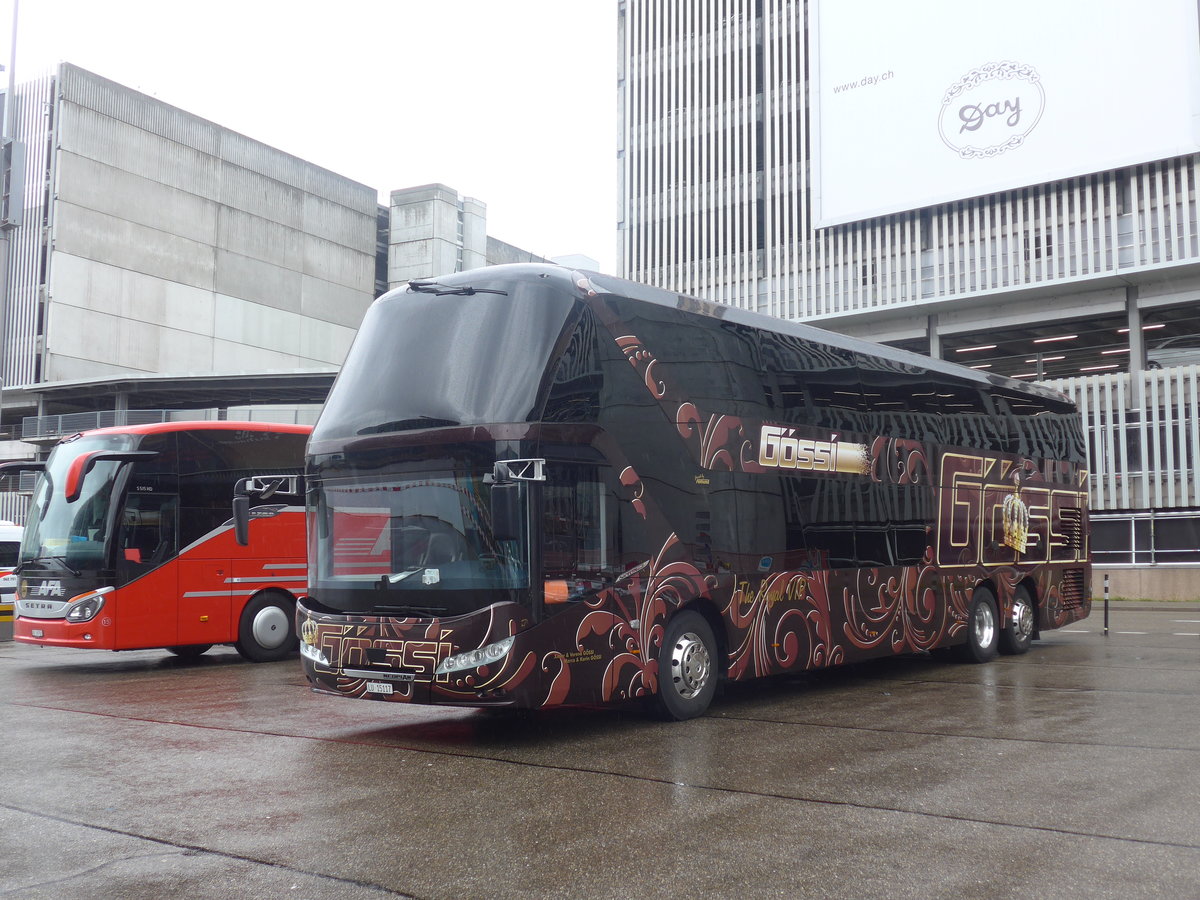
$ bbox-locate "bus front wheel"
[235,591,297,663]
[957,587,1000,663]
[652,609,718,721]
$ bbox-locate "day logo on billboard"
[938,61,1045,159]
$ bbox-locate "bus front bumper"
[296,600,545,708]
[13,614,118,650]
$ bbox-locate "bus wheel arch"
[999,580,1038,656]
[651,606,720,721]
[956,582,1000,663]
[235,589,298,663]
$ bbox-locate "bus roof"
[406,263,1069,406]
[62,421,313,440]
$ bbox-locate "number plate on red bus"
[365,681,394,695]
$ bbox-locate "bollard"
[1104,572,1109,635]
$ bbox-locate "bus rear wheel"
[652,609,718,721]
[956,586,999,663]
[235,591,297,663]
[999,585,1036,655]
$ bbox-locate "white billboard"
[809,0,1200,227]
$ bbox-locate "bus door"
[113,473,182,648]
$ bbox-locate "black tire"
[165,644,212,658]
[956,586,999,663]
[652,610,718,720]
[999,584,1036,655]
[235,591,297,662]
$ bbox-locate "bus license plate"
[365,681,394,695]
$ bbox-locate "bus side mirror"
[233,494,250,546]
[232,475,302,546]
[490,482,522,543]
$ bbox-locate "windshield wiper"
[407,280,508,297]
[15,555,81,577]
[356,416,459,436]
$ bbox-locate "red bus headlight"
[64,587,114,623]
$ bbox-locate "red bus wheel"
[235,591,297,663]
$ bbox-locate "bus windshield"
[310,470,530,612]
[22,434,138,572]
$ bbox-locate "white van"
[0,520,22,595]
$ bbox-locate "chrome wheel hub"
[670,631,712,700]
[1013,596,1034,638]
[973,601,996,649]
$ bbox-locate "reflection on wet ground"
[3,604,1199,899]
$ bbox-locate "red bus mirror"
[64,451,158,503]
[232,495,250,546]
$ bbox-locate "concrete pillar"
[460,197,487,272]
[387,184,468,288]
[1126,286,1144,372]
[1127,286,1144,410]
[927,314,942,360]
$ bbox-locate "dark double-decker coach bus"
[278,263,1089,719]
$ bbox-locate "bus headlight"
[435,635,516,675]
[64,587,114,623]
[300,641,331,666]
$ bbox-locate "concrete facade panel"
[391,202,436,243]
[301,192,378,251]
[59,63,221,156]
[213,295,302,358]
[46,305,122,368]
[50,254,216,338]
[210,338,303,372]
[299,275,373,330]
[213,250,303,315]
[56,152,219,247]
[44,353,142,383]
[156,326,217,373]
[160,280,216,336]
[216,205,303,270]
[218,165,305,229]
[52,203,216,291]
[46,282,217,377]
[299,317,356,364]
[389,239,459,283]
[301,234,375,288]
[116,317,162,371]
[57,103,222,201]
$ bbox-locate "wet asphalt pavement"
[2,602,1199,899]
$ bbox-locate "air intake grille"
[1059,508,1083,554]
[1060,568,1087,610]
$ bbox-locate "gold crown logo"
[1002,481,1030,554]
[300,618,319,646]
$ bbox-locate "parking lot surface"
[2,602,1199,899]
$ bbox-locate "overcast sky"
[13,0,620,272]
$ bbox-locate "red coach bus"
[268,264,1090,719]
[14,421,309,661]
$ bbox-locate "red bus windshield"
[22,434,137,574]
